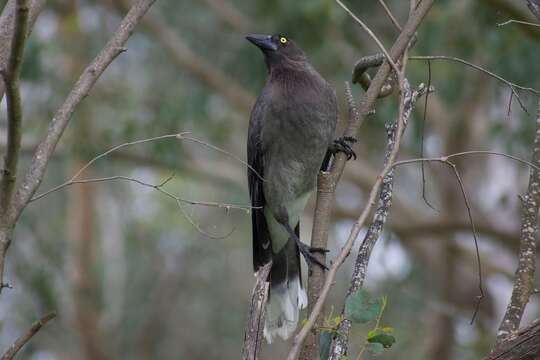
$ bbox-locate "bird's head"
[246,33,306,69]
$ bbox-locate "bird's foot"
[309,246,329,254]
[331,136,357,161]
[296,240,328,271]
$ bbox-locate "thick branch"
[1,311,56,360]
[0,0,29,214]
[486,318,540,360]
[494,100,540,345]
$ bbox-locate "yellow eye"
[279,37,287,44]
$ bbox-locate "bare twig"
[494,100,540,346]
[409,55,540,113]
[242,261,272,360]
[497,19,540,27]
[31,132,262,203]
[377,0,402,31]
[1,311,56,360]
[420,59,438,211]
[335,0,400,75]
[0,0,29,214]
[393,150,540,172]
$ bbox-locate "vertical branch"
[242,261,272,360]
[494,99,540,346]
[299,84,359,360]
[0,0,29,213]
[0,0,46,103]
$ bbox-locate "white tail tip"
[263,277,307,343]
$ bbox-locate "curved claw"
[332,137,357,161]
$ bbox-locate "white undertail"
[263,276,307,343]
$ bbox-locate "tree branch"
[527,0,540,22]
[0,0,28,213]
[1,311,56,360]
[494,99,540,346]
[0,0,156,295]
[11,0,157,222]
[0,0,46,103]
[242,261,271,360]
[486,318,540,360]
[328,80,427,359]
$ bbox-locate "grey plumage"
[246,33,337,342]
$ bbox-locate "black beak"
[246,34,278,52]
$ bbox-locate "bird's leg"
[275,208,328,271]
[321,136,357,171]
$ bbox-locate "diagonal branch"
[328,81,427,360]
[0,0,156,296]
[108,0,255,114]
[527,0,540,21]
[1,311,56,360]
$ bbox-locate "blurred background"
[0,0,539,359]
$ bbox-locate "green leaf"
[367,329,396,348]
[319,331,332,360]
[366,343,385,355]
[344,289,381,324]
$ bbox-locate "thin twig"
[377,0,402,31]
[497,19,540,27]
[335,0,400,75]
[32,132,263,202]
[420,59,438,212]
[409,55,540,113]
[393,150,540,172]
[1,311,56,360]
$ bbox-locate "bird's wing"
[248,95,272,271]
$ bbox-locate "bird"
[246,33,355,343]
